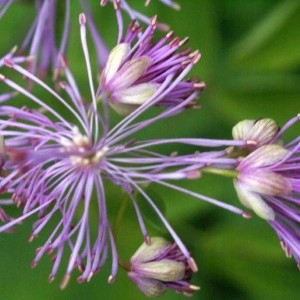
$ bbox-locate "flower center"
[60,127,108,167]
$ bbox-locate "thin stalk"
[202,167,238,179]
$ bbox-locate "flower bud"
[100,43,158,115]
[234,144,292,221]
[128,237,199,297]
[232,118,279,151]
[234,181,275,220]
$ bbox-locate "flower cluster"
[0,6,222,292]
[233,117,300,265]
[99,15,204,115]
[0,0,300,298]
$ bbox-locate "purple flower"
[233,116,300,266]
[128,237,199,297]
[0,12,245,290]
[99,14,204,115]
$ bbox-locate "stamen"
[60,273,71,289]
[79,12,86,25]
[145,235,151,245]
[188,257,198,272]
[108,274,115,283]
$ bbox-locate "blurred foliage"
[0,0,300,299]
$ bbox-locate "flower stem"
[112,192,130,239]
[202,167,238,178]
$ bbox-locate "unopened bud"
[233,118,279,151]
[128,237,199,297]
[100,43,158,115]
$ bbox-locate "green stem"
[112,192,130,239]
[202,166,238,179]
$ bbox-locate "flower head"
[233,115,300,265]
[99,15,204,115]
[0,12,212,289]
[128,237,199,297]
[234,144,291,220]
[0,7,253,294]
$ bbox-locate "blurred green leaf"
[231,1,300,70]
[199,217,300,300]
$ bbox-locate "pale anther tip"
[188,257,198,272]
[79,13,86,25]
[108,275,115,284]
[113,0,120,10]
[87,271,94,282]
[190,51,201,64]
[242,212,252,219]
[60,273,71,289]
[26,55,35,62]
[31,261,37,269]
[194,82,205,89]
[151,15,157,26]
[145,235,151,245]
[190,284,201,290]
[246,140,257,146]
[172,3,181,10]
[28,234,35,242]
[11,45,18,53]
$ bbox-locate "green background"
[0,0,300,299]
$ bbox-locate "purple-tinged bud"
[99,16,204,115]
[234,144,292,220]
[100,43,158,115]
[239,144,289,169]
[232,118,279,151]
[128,237,199,297]
[234,182,275,221]
[102,43,131,83]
